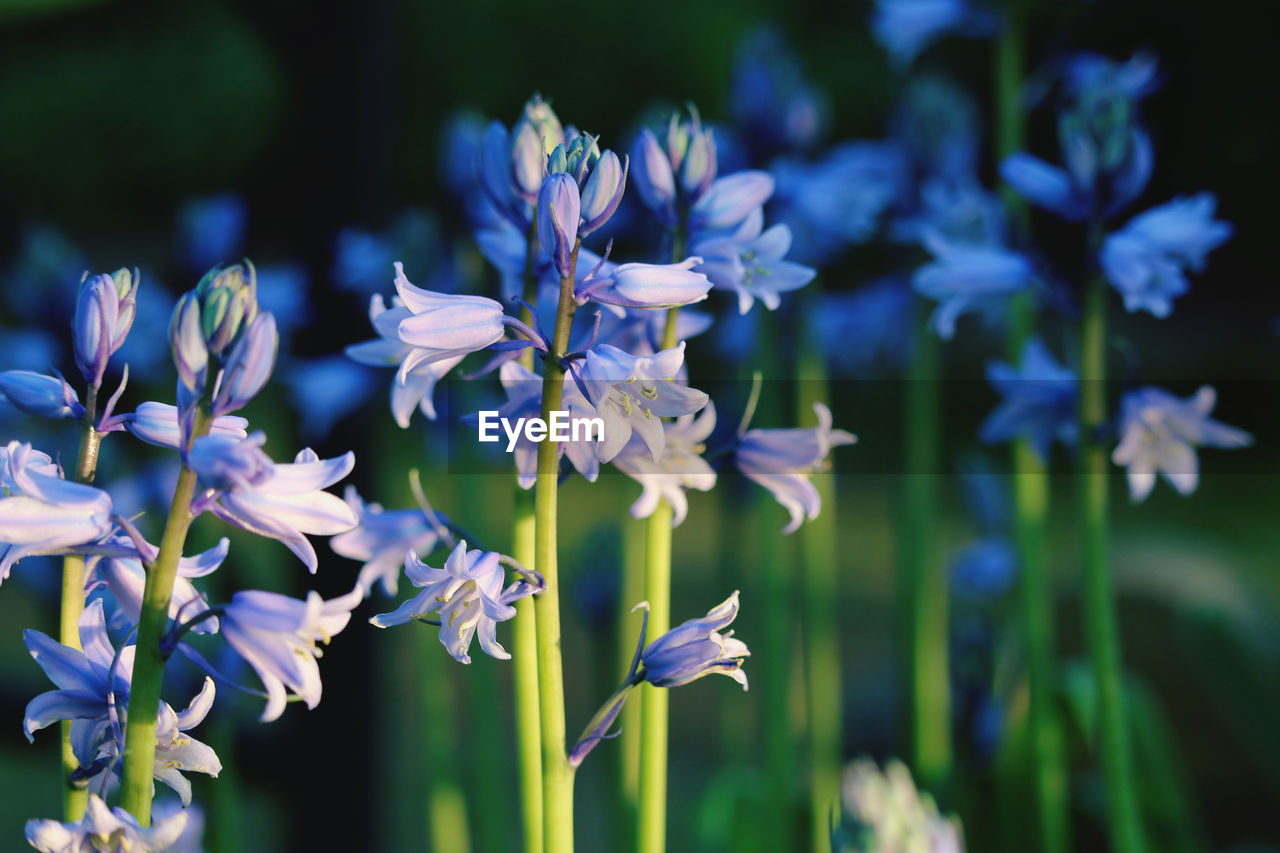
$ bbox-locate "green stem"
[513,486,543,853]
[534,243,581,853]
[119,410,210,824]
[618,517,645,839]
[797,346,840,853]
[903,300,950,789]
[58,397,102,822]
[637,499,672,853]
[1080,273,1145,853]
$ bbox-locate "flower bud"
[545,142,568,179]
[689,171,775,232]
[517,94,564,159]
[170,291,209,394]
[0,371,83,420]
[511,120,545,201]
[211,312,278,416]
[72,274,119,388]
[565,134,600,185]
[630,128,676,224]
[198,262,259,355]
[679,126,717,198]
[579,150,628,235]
[537,173,581,279]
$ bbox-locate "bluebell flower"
[979,339,1078,459]
[577,257,712,311]
[1001,52,1158,221]
[612,404,718,527]
[949,536,1018,597]
[582,343,710,464]
[188,431,274,491]
[210,312,278,417]
[111,401,248,450]
[692,210,816,313]
[26,793,190,853]
[771,142,907,264]
[330,486,448,596]
[889,75,980,179]
[811,278,913,375]
[393,262,508,378]
[894,175,1007,248]
[205,445,358,572]
[73,269,136,389]
[1100,194,1233,317]
[538,173,581,278]
[86,534,227,635]
[871,0,996,69]
[630,127,678,224]
[594,304,714,357]
[178,193,248,273]
[0,441,113,584]
[220,585,364,721]
[194,262,260,357]
[0,371,83,420]
[345,291,466,427]
[114,274,177,375]
[1111,386,1252,502]
[370,541,540,664]
[640,590,750,689]
[689,170,775,234]
[912,231,1034,339]
[736,402,856,533]
[579,149,629,235]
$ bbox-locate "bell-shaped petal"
[537,173,581,278]
[0,371,83,420]
[169,290,209,394]
[689,170,775,233]
[394,263,506,377]
[211,312,278,416]
[630,127,677,224]
[579,150,628,235]
[640,591,750,689]
[72,273,120,388]
[118,401,248,449]
[330,486,447,596]
[26,794,189,853]
[579,258,712,310]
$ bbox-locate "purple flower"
[689,170,775,234]
[1100,194,1233,317]
[114,401,248,449]
[0,441,113,584]
[0,371,83,420]
[1111,386,1252,502]
[207,446,358,572]
[693,210,815,313]
[631,127,678,224]
[169,291,209,395]
[912,231,1034,339]
[538,173,581,278]
[979,339,1078,459]
[577,257,712,311]
[73,269,136,388]
[87,535,227,635]
[26,793,189,853]
[220,586,363,721]
[580,149,629,235]
[393,262,507,379]
[736,403,856,533]
[330,486,448,596]
[641,591,750,689]
[187,431,274,491]
[612,404,718,526]
[370,541,539,664]
[582,343,710,464]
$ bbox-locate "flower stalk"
[534,239,582,853]
[119,408,211,824]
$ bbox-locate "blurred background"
[1,0,1278,851]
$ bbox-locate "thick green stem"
[119,411,209,824]
[1080,274,1145,853]
[513,486,543,853]
[903,301,950,790]
[58,400,102,822]
[637,499,672,853]
[534,244,581,853]
[797,348,841,853]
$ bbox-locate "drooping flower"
[330,486,448,596]
[1111,386,1252,502]
[1100,194,1233,317]
[219,585,363,721]
[370,541,540,664]
[0,370,83,420]
[0,441,113,584]
[26,793,189,853]
[579,148,629,235]
[393,262,507,379]
[911,231,1034,339]
[581,343,710,464]
[86,535,228,635]
[689,170,775,234]
[112,401,248,449]
[978,338,1078,459]
[835,757,965,852]
[210,311,278,416]
[187,431,274,491]
[612,404,718,527]
[206,445,358,572]
[640,590,750,689]
[630,127,678,224]
[576,257,712,311]
[736,402,856,533]
[692,209,816,313]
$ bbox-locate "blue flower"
[689,170,775,234]
[27,793,190,853]
[86,534,227,635]
[210,312,278,417]
[640,590,750,689]
[871,0,995,69]
[1100,194,1233,317]
[912,231,1034,339]
[111,401,248,450]
[330,486,448,596]
[577,257,712,312]
[1111,386,1252,502]
[0,441,113,584]
[612,404,718,527]
[736,403,856,533]
[630,127,678,224]
[220,585,364,721]
[370,541,540,664]
[0,371,83,420]
[889,74,980,179]
[979,339,1078,459]
[393,262,508,378]
[692,210,816,313]
[205,445,358,572]
[538,173,582,278]
[73,269,136,389]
